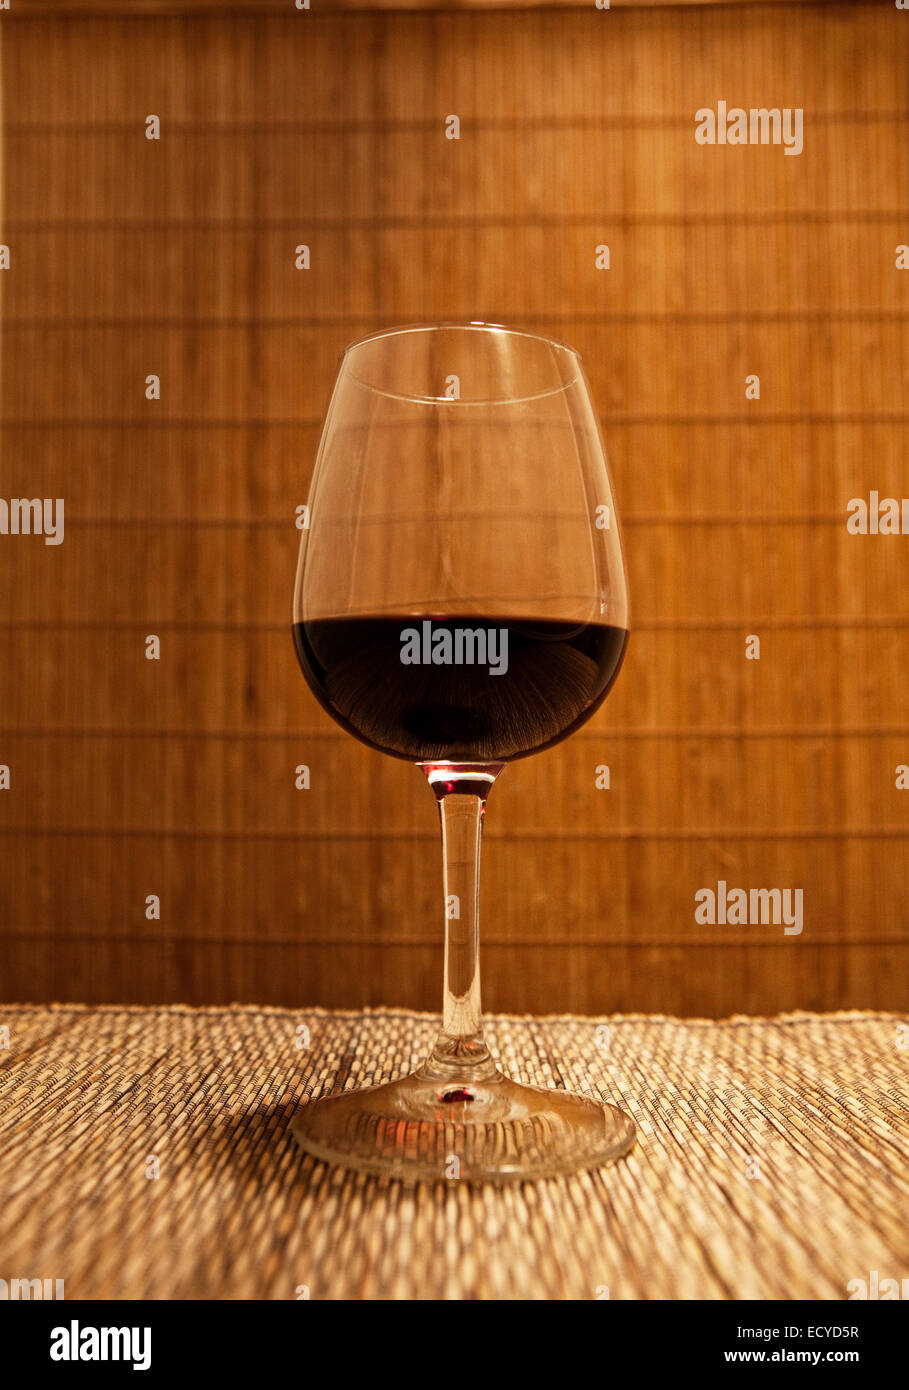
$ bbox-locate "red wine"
[293,615,627,762]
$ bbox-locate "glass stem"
[419,763,504,1081]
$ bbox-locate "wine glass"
[292,322,634,1182]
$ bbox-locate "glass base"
[291,1064,635,1183]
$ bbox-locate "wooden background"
[1,0,908,1015]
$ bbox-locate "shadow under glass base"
[291,1063,635,1183]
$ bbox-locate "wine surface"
[293,615,627,762]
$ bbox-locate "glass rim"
[340,321,583,405]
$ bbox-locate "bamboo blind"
[0,2,907,1014]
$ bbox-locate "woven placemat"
[0,1005,906,1300]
